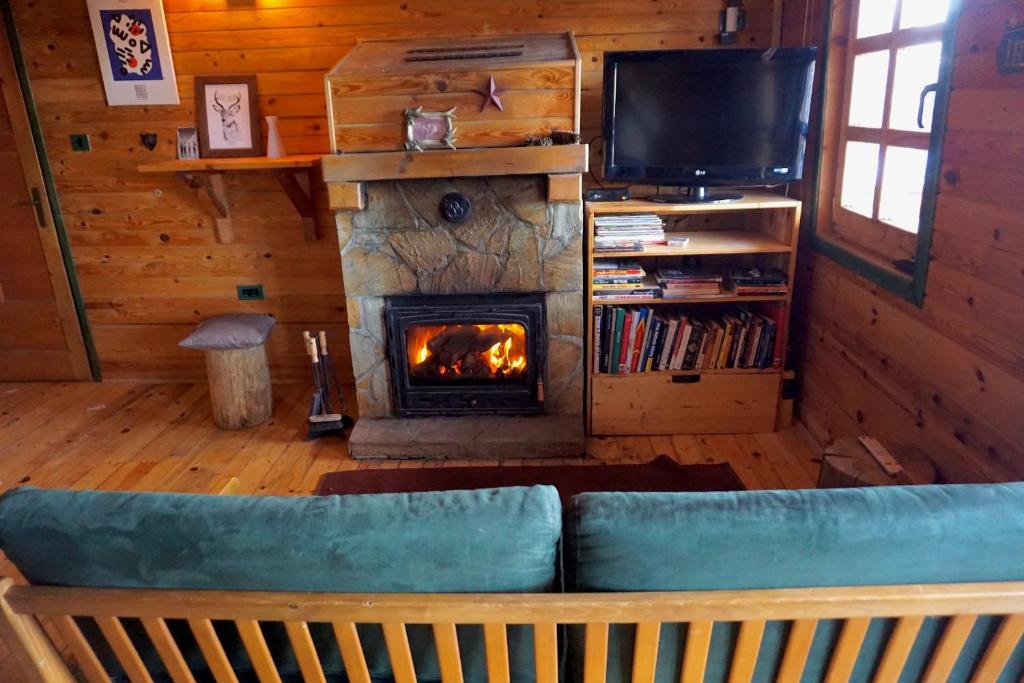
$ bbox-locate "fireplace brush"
[302,330,353,439]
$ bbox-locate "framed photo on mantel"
[195,75,262,158]
[86,0,179,106]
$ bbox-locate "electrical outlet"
[70,134,90,152]
[237,284,264,301]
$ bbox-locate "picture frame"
[86,0,179,106]
[404,106,457,151]
[176,127,199,160]
[195,75,261,158]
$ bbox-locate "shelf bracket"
[177,171,233,244]
[273,169,318,241]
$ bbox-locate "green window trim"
[808,0,963,307]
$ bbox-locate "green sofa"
[1,482,1023,682]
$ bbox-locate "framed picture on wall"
[86,0,179,106]
[195,75,262,158]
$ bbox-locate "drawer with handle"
[590,371,780,435]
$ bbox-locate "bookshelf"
[585,192,802,435]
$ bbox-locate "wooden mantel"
[322,144,587,210]
[138,155,322,244]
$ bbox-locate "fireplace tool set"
[303,330,354,439]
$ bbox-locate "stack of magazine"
[592,259,660,301]
[594,214,666,252]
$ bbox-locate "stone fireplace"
[331,171,585,458]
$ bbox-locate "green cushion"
[565,484,1024,683]
[0,485,563,683]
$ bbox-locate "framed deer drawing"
[196,75,261,158]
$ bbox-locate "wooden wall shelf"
[137,155,323,244]
[321,145,587,183]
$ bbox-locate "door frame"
[1,1,98,380]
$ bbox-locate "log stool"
[180,314,275,430]
[818,438,937,488]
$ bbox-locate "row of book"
[592,260,788,301]
[593,214,665,251]
[592,303,785,374]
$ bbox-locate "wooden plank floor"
[0,380,821,681]
[0,381,822,496]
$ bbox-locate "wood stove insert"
[385,293,546,417]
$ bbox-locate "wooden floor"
[0,381,822,496]
[0,381,821,679]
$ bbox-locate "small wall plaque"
[997,27,1024,73]
[404,106,457,151]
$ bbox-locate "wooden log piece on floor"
[818,438,937,488]
[204,346,274,430]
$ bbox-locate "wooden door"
[0,16,92,380]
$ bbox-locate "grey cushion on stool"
[179,314,276,350]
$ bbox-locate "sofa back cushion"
[0,485,563,683]
[565,484,1024,683]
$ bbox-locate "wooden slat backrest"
[332,621,371,683]
[4,582,1024,683]
[141,617,197,683]
[432,623,464,683]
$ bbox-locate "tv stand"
[648,187,744,204]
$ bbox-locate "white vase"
[265,116,285,158]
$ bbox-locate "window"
[813,0,960,305]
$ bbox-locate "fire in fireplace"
[386,294,545,416]
[406,323,528,383]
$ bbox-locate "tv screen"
[603,48,817,188]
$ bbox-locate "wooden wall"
[9,0,775,381]
[784,0,1024,483]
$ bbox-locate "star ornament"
[474,76,505,112]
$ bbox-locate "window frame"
[810,0,962,307]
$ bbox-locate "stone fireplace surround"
[335,174,585,458]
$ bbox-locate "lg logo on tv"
[694,169,707,176]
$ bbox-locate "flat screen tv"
[602,48,817,203]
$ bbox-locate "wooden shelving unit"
[586,192,802,436]
[138,155,323,244]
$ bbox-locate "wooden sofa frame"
[1,579,1023,683]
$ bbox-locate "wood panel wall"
[784,0,1024,483]
[10,0,774,381]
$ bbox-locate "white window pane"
[841,141,880,218]
[879,146,928,233]
[889,42,943,132]
[900,0,951,29]
[848,51,890,128]
[857,0,898,38]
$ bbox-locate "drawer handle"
[672,375,701,384]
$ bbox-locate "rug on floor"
[315,455,744,504]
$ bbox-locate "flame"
[407,322,528,379]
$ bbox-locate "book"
[682,321,705,369]
[629,309,647,374]
[594,241,645,253]
[593,275,645,285]
[609,308,625,376]
[593,291,660,301]
[658,314,679,370]
[757,302,786,369]
[668,316,688,370]
[672,320,694,370]
[601,306,614,373]
[618,309,634,374]
[644,314,663,372]
[593,259,644,273]
[593,281,647,291]
[592,306,603,374]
